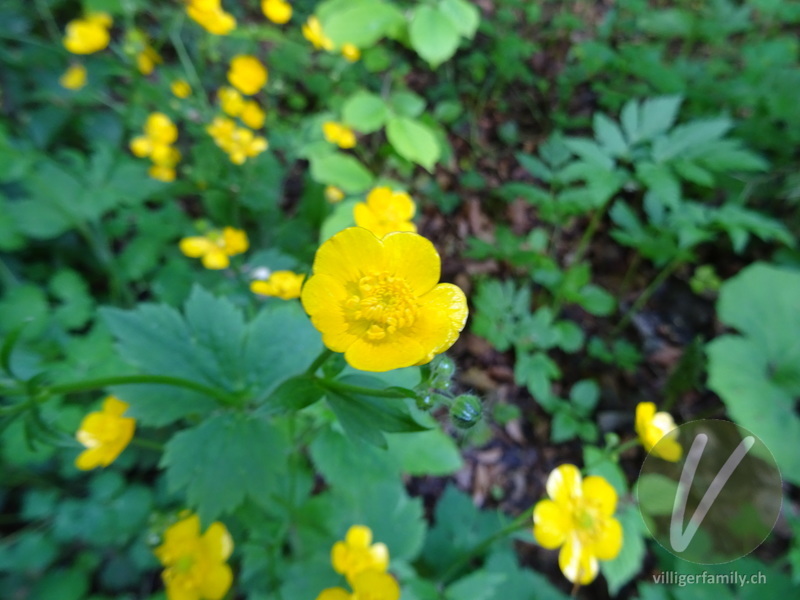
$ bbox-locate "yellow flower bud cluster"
[129,113,181,182]
[186,0,236,35]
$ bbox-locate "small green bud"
[450,394,483,429]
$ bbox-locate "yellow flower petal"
[102,396,129,416]
[171,79,192,98]
[533,499,570,549]
[581,475,618,517]
[635,401,656,438]
[381,232,440,295]
[262,0,292,24]
[75,446,105,470]
[345,335,427,372]
[341,43,360,62]
[202,249,230,270]
[316,588,352,600]
[179,237,214,258]
[351,570,400,600]
[558,535,599,585]
[197,562,233,600]
[410,283,468,363]
[311,227,384,280]
[546,464,582,506]
[590,516,623,561]
[227,55,268,95]
[202,522,234,562]
[60,64,87,90]
[345,525,373,548]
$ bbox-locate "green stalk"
[612,258,683,336]
[316,378,409,399]
[305,349,334,376]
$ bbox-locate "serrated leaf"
[639,95,683,141]
[161,412,290,524]
[594,113,629,156]
[386,429,463,475]
[386,116,441,171]
[563,138,615,170]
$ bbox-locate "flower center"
[346,272,418,340]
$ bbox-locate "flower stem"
[612,258,683,336]
[130,437,165,451]
[316,378,409,399]
[305,349,334,376]
[2,375,240,406]
[440,509,532,586]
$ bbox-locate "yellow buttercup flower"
[262,0,292,24]
[218,86,244,117]
[317,571,400,600]
[302,16,334,51]
[332,525,389,583]
[325,185,345,203]
[533,465,623,585]
[251,271,305,300]
[75,396,135,470]
[63,12,112,55]
[240,100,266,129]
[301,228,468,372]
[171,79,192,99]
[322,121,356,149]
[60,64,87,90]
[354,187,416,238]
[155,513,233,600]
[227,55,268,96]
[131,113,181,181]
[635,402,681,462]
[341,43,361,62]
[179,227,249,270]
[145,112,179,145]
[186,0,236,35]
[149,165,176,182]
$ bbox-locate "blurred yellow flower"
[332,525,389,583]
[341,43,360,62]
[533,464,623,585]
[262,0,292,24]
[635,402,681,462]
[322,121,356,149]
[218,86,245,117]
[325,185,345,203]
[302,16,334,51]
[317,571,400,600]
[180,227,249,270]
[354,187,416,238]
[130,113,181,181]
[155,513,233,600]
[171,79,192,98]
[148,165,176,182]
[63,13,112,55]
[240,100,266,129]
[145,112,178,145]
[301,228,468,371]
[251,270,305,300]
[136,44,162,75]
[75,396,135,470]
[186,0,236,35]
[60,64,87,90]
[227,55,268,95]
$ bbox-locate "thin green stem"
[170,19,211,113]
[440,509,532,585]
[34,0,60,43]
[612,258,683,336]
[316,379,408,399]
[571,197,613,267]
[3,375,240,406]
[305,349,334,376]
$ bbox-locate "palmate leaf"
[160,412,291,524]
[102,285,322,425]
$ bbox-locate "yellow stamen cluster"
[347,273,418,340]
[129,113,181,182]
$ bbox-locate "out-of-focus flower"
[155,513,233,600]
[218,86,245,117]
[145,112,179,145]
[63,12,112,55]
[227,55,268,95]
[251,270,305,300]
[180,227,249,270]
[206,117,268,165]
[533,464,623,585]
[302,16,334,51]
[171,79,192,98]
[186,0,236,35]
[262,0,292,24]
[341,43,360,62]
[353,187,416,238]
[136,44,162,75]
[60,64,87,90]
[301,228,469,372]
[240,100,266,129]
[75,396,135,470]
[635,402,682,462]
[130,112,181,182]
[322,121,356,149]
[325,185,345,203]
[316,571,400,600]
